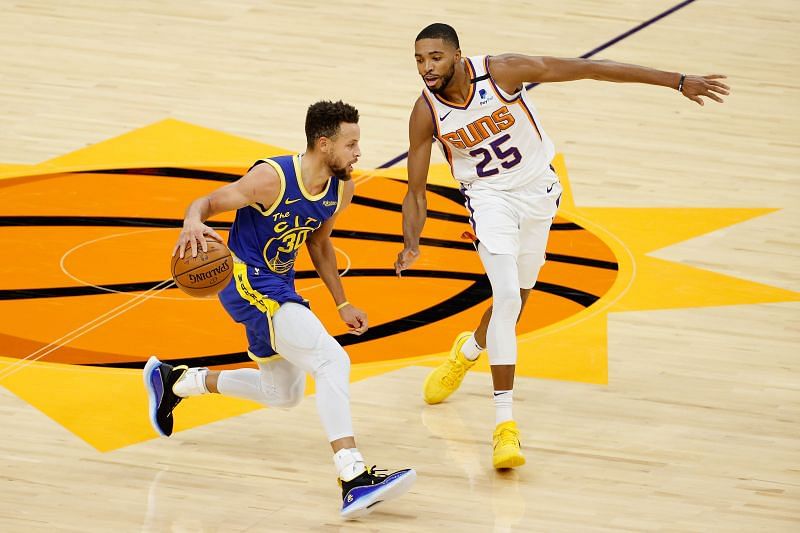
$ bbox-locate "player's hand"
[394,247,420,276]
[339,303,368,335]
[173,221,224,258]
[680,74,729,106]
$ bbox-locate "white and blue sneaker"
[143,355,188,437]
[339,466,416,519]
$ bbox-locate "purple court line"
[376,0,698,169]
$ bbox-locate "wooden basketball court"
[1,1,798,530]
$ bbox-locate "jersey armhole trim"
[248,158,286,217]
[484,55,521,104]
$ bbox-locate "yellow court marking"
[1,121,797,451]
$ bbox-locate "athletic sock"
[494,390,513,425]
[334,448,366,482]
[172,368,208,398]
[461,334,483,361]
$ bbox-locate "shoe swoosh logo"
[285,198,301,204]
[546,183,555,193]
[439,111,452,121]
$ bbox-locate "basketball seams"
[170,241,233,296]
[174,257,232,289]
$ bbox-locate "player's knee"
[493,285,522,318]
[311,335,350,377]
[256,374,305,409]
[272,386,304,408]
[518,254,544,289]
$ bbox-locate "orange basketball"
[170,239,234,297]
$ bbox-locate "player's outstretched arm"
[488,54,730,106]
[173,162,280,258]
[396,96,435,275]
[307,180,367,335]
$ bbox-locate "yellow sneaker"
[492,420,526,469]
[422,331,479,404]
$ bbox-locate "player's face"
[415,38,460,94]
[326,122,361,181]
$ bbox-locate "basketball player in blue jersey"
[395,23,730,469]
[143,100,415,519]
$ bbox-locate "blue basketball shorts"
[218,262,308,360]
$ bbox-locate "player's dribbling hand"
[173,221,224,258]
[681,74,730,106]
[394,247,420,276]
[339,304,368,335]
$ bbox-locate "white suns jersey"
[422,55,555,190]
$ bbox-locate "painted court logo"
[2,120,789,451]
[0,163,618,371]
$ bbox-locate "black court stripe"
[76,167,241,182]
[377,0,698,169]
[349,197,582,230]
[0,268,602,305]
[0,217,616,269]
[350,195,466,223]
[0,212,583,231]
[86,276,599,369]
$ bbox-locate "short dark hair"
[305,100,359,148]
[415,23,459,49]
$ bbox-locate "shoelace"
[365,466,388,481]
[441,357,468,388]
[496,427,520,448]
[339,466,389,490]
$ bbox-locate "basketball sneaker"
[492,420,526,469]
[339,466,416,519]
[422,331,479,404]
[143,355,188,437]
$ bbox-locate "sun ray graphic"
[1,120,797,452]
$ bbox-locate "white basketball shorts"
[461,169,562,288]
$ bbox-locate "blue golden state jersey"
[228,154,345,279]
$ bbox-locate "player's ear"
[317,136,330,153]
[454,48,461,61]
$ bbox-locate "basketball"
[170,239,234,297]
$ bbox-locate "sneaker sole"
[340,469,417,519]
[143,356,167,437]
[493,453,526,469]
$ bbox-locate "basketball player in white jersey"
[395,23,729,468]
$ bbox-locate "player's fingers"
[178,239,186,259]
[706,92,723,103]
[199,235,208,253]
[688,95,704,106]
[706,74,727,80]
[708,80,730,93]
[190,238,198,258]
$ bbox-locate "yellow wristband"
[336,301,350,310]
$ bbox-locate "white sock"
[460,334,483,361]
[172,368,208,398]
[333,448,366,482]
[494,390,513,425]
